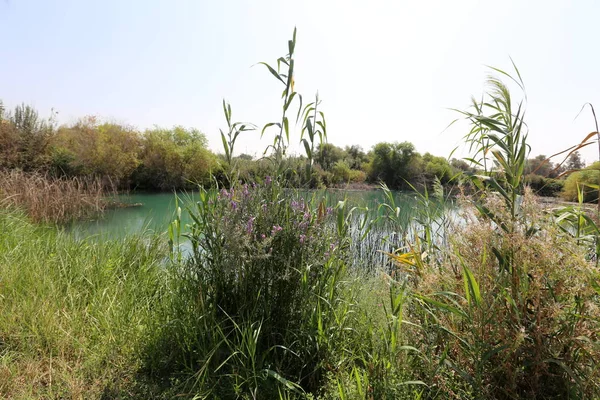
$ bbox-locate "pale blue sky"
[1,0,599,162]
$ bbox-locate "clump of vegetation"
[146,173,353,397]
[1,29,600,400]
[408,190,600,398]
[0,169,107,223]
[562,161,600,202]
[0,209,168,398]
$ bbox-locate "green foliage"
[0,103,54,170]
[51,117,140,183]
[562,161,600,202]
[421,152,454,184]
[315,143,344,171]
[368,141,420,189]
[133,126,218,190]
[524,174,564,197]
[0,209,168,398]
[150,181,351,397]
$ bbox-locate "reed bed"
[0,169,107,223]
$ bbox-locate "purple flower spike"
[246,217,255,234]
[265,176,272,185]
[231,201,238,210]
[299,234,306,244]
[271,225,283,235]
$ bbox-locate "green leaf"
[462,265,482,306]
[302,139,312,159]
[284,92,297,112]
[220,130,230,161]
[283,117,289,143]
[258,62,285,85]
[261,122,281,138]
[222,99,231,128]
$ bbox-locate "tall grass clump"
[0,209,168,398]
[146,180,353,398]
[0,169,107,223]
[387,65,600,399]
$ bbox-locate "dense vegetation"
[1,98,585,195]
[1,30,600,400]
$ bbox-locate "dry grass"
[0,169,107,223]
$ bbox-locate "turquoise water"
[68,190,427,240]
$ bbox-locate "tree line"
[0,100,587,195]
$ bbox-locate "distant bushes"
[0,102,220,191]
[524,174,564,197]
[561,162,600,202]
[1,100,578,196]
[132,126,218,190]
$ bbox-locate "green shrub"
[148,180,351,397]
[525,174,564,197]
[562,162,600,202]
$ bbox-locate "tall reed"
[0,169,107,223]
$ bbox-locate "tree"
[133,126,217,190]
[315,143,345,170]
[450,158,474,173]
[51,117,140,184]
[422,153,453,184]
[524,155,553,177]
[0,103,54,170]
[344,145,368,170]
[566,151,585,171]
[368,141,419,189]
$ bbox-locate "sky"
[1,0,599,163]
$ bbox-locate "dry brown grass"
[0,169,107,223]
[409,190,600,398]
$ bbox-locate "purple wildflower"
[231,201,238,210]
[271,225,283,235]
[326,207,333,215]
[243,184,250,197]
[299,234,306,244]
[261,234,266,239]
[265,176,272,185]
[220,188,229,198]
[246,217,255,234]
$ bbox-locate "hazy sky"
[1,0,599,163]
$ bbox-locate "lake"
[68,189,435,240]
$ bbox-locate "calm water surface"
[69,190,426,240]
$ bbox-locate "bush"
[562,162,600,202]
[404,191,600,399]
[525,174,564,197]
[133,126,218,190]
[51,117,140,185]
[148,180,351,397]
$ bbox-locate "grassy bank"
[0,209,168,398]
